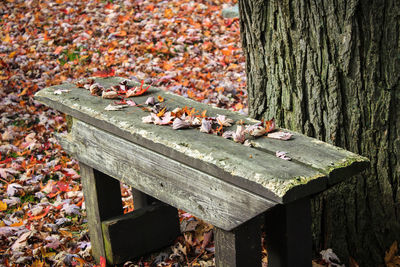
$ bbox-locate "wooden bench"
[34,77,369,267]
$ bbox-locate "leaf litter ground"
[0,0,395,266]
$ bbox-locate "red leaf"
[28,206,51,221]
[100,256,106,267]
[93,69,115,78]
[57,181,69,192]
[265,118,276,133]
[54,165,62,171]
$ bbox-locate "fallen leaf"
[385,241,400,267]
[126,100,137,106]
[233,125,246,143]
[320,248,344,267]
[199,119,212,133]
[267,131,293,140]
[7,183,23,196]
[100,256,106,267]
[265,118,275,133]
[102,90,118,99]
[93,69,115,78]
[172,118,190,130]
[216,114,233,127]
[0,200,7,211]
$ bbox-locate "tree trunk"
[238,0,400,265]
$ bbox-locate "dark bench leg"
[215,215,263,267]
[79,162,123,264]
[264,197,312,267]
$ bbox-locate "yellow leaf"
[157,107,166,117]
[39,247,56,259]
[3,34,10,43]
[0,201,7,211]
[31,259,44,267]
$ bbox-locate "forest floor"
[0,0,396,266]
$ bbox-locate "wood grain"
[59,120,276,230]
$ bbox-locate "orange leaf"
[145,4,155,11]
[164,8,173,19]
[59,229,73,237]
[234,103,244,111]
[187,90,196,99]
[54,46,63,55]
[265,118,276,133]
[10,220,23,227]
[115,30,127,37]
[8,51,16,58]
[157,107,167,117]
[163,61,174,71]
[18,87,29,97]
[0,201,7,211]
[157,95,164,102]
[221,48,231,56]
[73,257,86,267]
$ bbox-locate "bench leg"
[215,215,263,267]
[79,162,123,264]
[264,197,312,267]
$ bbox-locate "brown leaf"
[201,230,213,249]
[349,257,359,267]
[385,241,399,265]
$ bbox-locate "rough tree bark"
[238,0,400,265]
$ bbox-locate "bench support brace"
[264,197,312,267]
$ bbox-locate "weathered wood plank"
[102,203,180,265]
[79,163,123,264]
[264,197,312,267]
[215,215,263,267]
[58,119,276,231]
[34,77,369,202]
